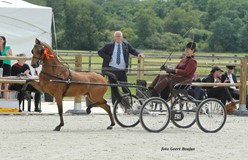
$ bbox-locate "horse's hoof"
[53,126,61,131]
[86,107,91,114]
[107,126,113,130]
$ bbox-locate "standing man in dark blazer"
[98,31,144,105]
[221,65,248,109]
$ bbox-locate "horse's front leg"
[54,96,64,131]
[21,80,42,100]
[24,79,43,92]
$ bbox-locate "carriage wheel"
[196,98,227,133]
[113,94,141,128]
[139,97,171,133]
[171,96,197,128]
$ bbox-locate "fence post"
[74,54,82,110]
[137,56,144,80]
[234,54,237,63]
[89,51,92,71]
[136,56,145,98]
[238,57,248,112]
[66,54,86,114]
[129,56,132,73]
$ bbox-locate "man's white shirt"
[109,42,126,69]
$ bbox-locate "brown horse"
[26,39,115,131]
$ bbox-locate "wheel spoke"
[140,97,171,132]
[113,95,141,128]
[171,96,196,128]
[196,98,226,133]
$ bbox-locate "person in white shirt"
[221,65,248,109]
[98,31,144,105]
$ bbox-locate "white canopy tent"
[0,0,53,56]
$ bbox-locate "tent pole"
[52,12,58,55]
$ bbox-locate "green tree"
[19,0,248,52]
[240,15,248,52]
[134,8,162,47]
[64,0,106,50]
[164,8,203,35]
[136,0,169,19]
[102,0,138,29]
[24,0,46,6]
[121,27,138,46]
[190,29,212,43]
[193,0,209,11]
[208,16,242,52]
[160,32,182,51]
[46,0,66,49]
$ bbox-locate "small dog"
[225,102,238,115]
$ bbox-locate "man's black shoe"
[34,109,42,112]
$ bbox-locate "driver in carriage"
[148,42,197,100]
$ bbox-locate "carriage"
[110,76,227,133]
[27,39,226,133]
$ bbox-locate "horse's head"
[31,39,54,68]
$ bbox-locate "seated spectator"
[221,65,248,109]
[8,53,41,112]
[203,66,235,105]
[0,36,12,99]
[188,72,205,100]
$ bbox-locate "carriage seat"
[103,71,118,82]
[172,83,192,96]
[173,83,192,90]
[103,71,133,85]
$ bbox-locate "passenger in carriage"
[148,42,197,100]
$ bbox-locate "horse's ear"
[35,38,41,45]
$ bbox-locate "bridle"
[31,44,45,68]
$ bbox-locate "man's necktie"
[116,44,121,64]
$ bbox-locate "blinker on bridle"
[32,44,55,68]
[31,44,44,68]
[31,44,54,63]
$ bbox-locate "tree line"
[25,0,248,53]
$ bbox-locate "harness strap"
[41,68,72,98]
[41,71,64,80]
[62,69,72,97]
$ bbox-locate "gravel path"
[0,114,247,160]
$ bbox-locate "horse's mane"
[39,41,64,65]
[41,41,55,55]
[35,39,66,67]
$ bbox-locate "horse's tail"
[115,84,122,100]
